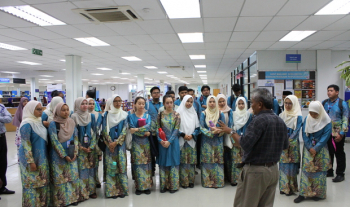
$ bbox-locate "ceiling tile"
[150,34,181,44]
[0,29,42,41]
[182,43,206,50]
[45,25,90,38]
[204,18,237,32]
[305,31,344,41]
[114,0,166,20]
[202,0,244,18]
[264,16,308,31]
[311,41,346,49]
[324,16,350,31]
[248,42,275,49]
[159,43,184,51]
[277,0,331,15]
[0,11,37,28]
[268,42,297,49]
[69,0,117,7]
[294,16,345,30]
[50,38,87,47]
[124,35,156,44]
[205,42,229,49]
[330,31,350,41]
[290,41,323,49]
[230,32,259,41]
[234,17,272,31]
[227,41,252,49]
[255,31,289,41]
[16,27,66,40]
[169,19,203,33]
[138,44,163,51]
[0,0,26,6]
[137,20,174,34]
[26,40,66,49]
[98,36,132,45]
[241,0,287,16]
[107,22,147,35]
[74,24,117,37]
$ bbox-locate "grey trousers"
[233,164,279,207]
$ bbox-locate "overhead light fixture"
[280,31,316,41]
[1,71,20,74]
[82,79,89,81]
[74,37,110,46]
[315,0,350,15]
[0,5,66,26]
[91,80,99,82]
[144,66,158,69]
[121,56,142,61]
[157,71,168,74]
[178,33,203,43]
[199,75,207,77]
[0,43,27,51]
[17,61,42,65]
[195,65,206,68]
[91,73,103,75]
[201,77,208,80]
[189,55,205,59]
[62,69,66,71]
[160,0,201,19]
[120,78,128,79]
[97,67,112,70]
[40,75,53,77]
[120,72,130,75]
[166,75,174,77]
[197,71,207,73]
[59,59,65,62]
[112,76,120,79]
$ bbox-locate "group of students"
[12,83,348,206]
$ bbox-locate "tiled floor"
[1,132,350,207]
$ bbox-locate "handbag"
[125,123,132,151]
[98,132,106,152]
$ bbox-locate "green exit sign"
[32,48,42,56]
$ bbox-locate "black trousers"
[0,133,7,188]
[196,134,201,167]
[149,135,159,173]
[327,135,346,176]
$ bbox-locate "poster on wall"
[258,79,275,87]
[344,85,350,137]
[274,83,284,105]
[285,80,293,89]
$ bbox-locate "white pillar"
[316,50,332,101]
[137,74,145,97]
[30,77,37,101]
[14,84,20,97]
[65,55,82,110]
[82,81,89,99]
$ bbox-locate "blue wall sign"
[286,54,301,63]
[0,78,10,83]
[265,71,310,80]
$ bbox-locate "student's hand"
[72,155,77,162]
[43,121,49,128]
[186,135,193,140]
[309,148,316,157]
[65,156,72,162]
[30,163,37,171]
[218,120,231,134]
[109,142,117,153]
[87,147,92,153]
[130,128,139,134]
[163,141,170,148]
[161,140,166,147]
[202,105,207,109]
[335,133,343,142]
[144,132,150,137]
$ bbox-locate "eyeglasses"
[35,108,43,111]
[113,100,122,103]
[284,102,293,106]
[152,92,160,94]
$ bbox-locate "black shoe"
[312,197,322,201]
[189,183,194,188]
[231,183,237,186]
[294,196,305,203]
[119,194,125,198]
[71,202,79,206]
[144,190,151,195]
[135,190,142,195]
[195,171,198,175]
[0,188,15,195]
[112,196,118,199]
[327,172,334,177]
[280,191,286,195]
[182,185,188,189]
[96,184,101,188]
[169,190,176,194]
[160,189,166,193]
[333,175,345,182]
[286,192,295,196]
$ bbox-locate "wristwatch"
[230,129,237,135]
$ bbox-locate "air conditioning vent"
[166,66,184,69]
[73,6,143,23]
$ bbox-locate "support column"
[82,81,89,100]
[65,55,82,110]
[15,84,20,97]
[30,77,37,101]
[137,74,145,97]
[160,80,165,99]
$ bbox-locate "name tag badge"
[312,140,316,146]
[84,136,89,143]
[67,141,70,148]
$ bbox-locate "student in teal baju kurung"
[200,96,226,188]
[48,103,80,206]
[101,94,129,199]
[19,101,50,207]
[71,97,97,200]
[127,97,153,195]
[156,95,181,193]
[42,97,64,127]
[176,95,200,189]
[87,98,103,188]
[294,101,332,203]
[279,95,302,196]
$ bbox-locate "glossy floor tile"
[1,132,350,207]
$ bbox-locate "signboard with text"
[265,71,310,80]
[286,54,301,63]
[0,78,10,83]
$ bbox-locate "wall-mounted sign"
[13,78,26,84]
[265,71,310,80]
[47,84,62,92]
[0,78,10,83]
[286,54,301,63]
[32,48,43,56]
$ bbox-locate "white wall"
[95,84,130,101]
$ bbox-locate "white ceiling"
[0,0,349,87]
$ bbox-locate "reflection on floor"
[2,132,350,207]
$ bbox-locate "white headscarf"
[71,97,91,126]
[20,101,48,142]
[103,98,112,114]
[305,101,331,136]
[176,95,200,149]
[233,97,250,131]
[44,97,64,123]
[86,98,100,121]
[107,94,128,134]
[279,95,302,130]
[205,96,220,127]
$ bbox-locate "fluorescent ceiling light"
[121,56,142,61]
[0,5,66,26]
[97,67,112,70]
[59,59,65,62]
[157,71,168,74]
[315,0,350,15]
[74,37,110,46]
[189,55,205,59]
[40,75,53,77]
[195,65,206,68]
[197,71,207,73]
[166,75,174,77]
[170,77,177,79]
[38,79,49,80]
[1,71,20,74]
[120,72,130,75]
[17,61,42,65]
[280,31,316,41]
[82,79,89,81]
[91,80,99,82]
[160,0,201,19]
[201,77,208,79]
[0,43,27,50]
[112,77,120,78]
[120,78,128,79]
[91,73,103,75]
[62,69,66,71]
[178,33,203,43]
[199,75,207,77]
[144,66,157,69]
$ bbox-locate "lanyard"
[327,98,339,113]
